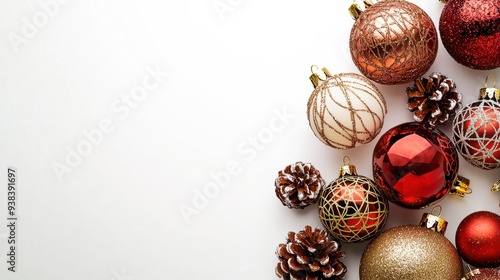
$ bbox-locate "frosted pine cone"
[406,72,462,126]
[275,162,325,209]
[275,225,347,280]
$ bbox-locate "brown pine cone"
[275,162,325,209]
[275,225,347,280]
[406,72,462,126]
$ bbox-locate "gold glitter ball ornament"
[359,207,464,280]
[349,0,438,85]
[318,157,389,243]
[307,66,387,149]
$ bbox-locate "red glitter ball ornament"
[372,122,459,209]
[456,211,500,268]
[439,0,500,70]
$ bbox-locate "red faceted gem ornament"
[372,122,459,208]
[439,0,500,70]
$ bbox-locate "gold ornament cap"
[462,265,483,280]
[479,74,500,102]
[462,269,480,280]
[309,65,333,88]
[419,205,448,235]
[450,175,472,197]
[492,180,500,192]
[338,156,358,177]
[348,0,376,19]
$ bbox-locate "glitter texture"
[453,100,500,170]
[455,211,500,268]
[359,225,464,280]
[350,0,438,85]
[307,72,387,149]
[439,0,500,70]
[318,174,389,243]
[462,268,500,280]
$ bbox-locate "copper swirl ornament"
[349,0,438,85]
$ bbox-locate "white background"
[0,0,499,279]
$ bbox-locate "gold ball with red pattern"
[318,157,389,243]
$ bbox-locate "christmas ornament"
[359,206,464,280]
[455,211,500,268]
[275,162,325,209]
[372,121,470,208]
[439,0,500,70]
[406,72,462,126]
[307,66,387,149]
[462,268,500,280]
[348,0,438,85]
[493,180,500,192]
[275,225,347,279]
[453,75,500,170]
[318,156,389,243]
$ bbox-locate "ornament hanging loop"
[419,205,448,235]
[431,205,442,217]
[348,0,376,19]
[309,65,333,88]
[338,156,357,177]
[342,156,351,165]
[485,74,497,88]
[479,74,500,101]
[310,65,320,76]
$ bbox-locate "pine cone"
[275,226,347,280]
[406,72,462,126]
[275,162,325,209]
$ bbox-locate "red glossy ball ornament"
[453,75,500,170]
[318,157,389,243]
[439,0,500,70]
[348,0,438,84]
[455,211,500,268]
[372,122,460,208]
[462,268,500,280]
